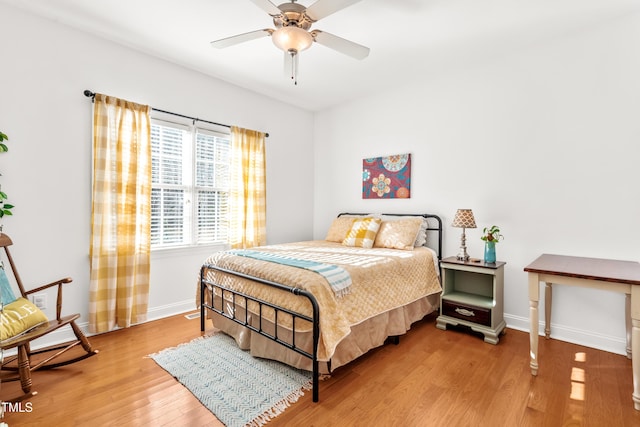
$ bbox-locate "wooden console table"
[525,254,640,410]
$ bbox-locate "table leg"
[529,273,540,376]
[632,288,640,410]
[545,282,552,339]
[627,293,632,359]
[633,318,640,410]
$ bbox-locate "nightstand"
[436,256,506,344]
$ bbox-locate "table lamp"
[452,209,476,261]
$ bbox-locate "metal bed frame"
[200,213,442,402]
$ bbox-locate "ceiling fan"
[210,0,370,84]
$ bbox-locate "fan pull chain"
[288,49,299,85]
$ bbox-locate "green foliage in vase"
[481,225,503,243]
[0,131,14,218]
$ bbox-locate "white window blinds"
[151,119,230,248]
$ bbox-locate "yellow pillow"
[374,218,423,250]
[0,297,49,341]
[342,217,382,248]
[325,216,359,242]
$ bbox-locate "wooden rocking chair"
[0,233,98,401]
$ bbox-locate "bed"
[199,213,443,402]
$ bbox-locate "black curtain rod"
[83,90,269,137]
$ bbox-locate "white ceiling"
[3,0,638,111]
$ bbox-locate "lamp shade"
[272,26,313,53]
[452,209,477,228]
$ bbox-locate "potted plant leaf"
[0,131,14,225]
[480,225,503,263]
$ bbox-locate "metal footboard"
[199,213,442,404]
[200,264,321,402]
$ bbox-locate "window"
[150,118,230,249]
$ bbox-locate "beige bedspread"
[201,240,441,362]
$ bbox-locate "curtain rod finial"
[84,90,95,98]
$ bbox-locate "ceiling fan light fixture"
[272,26,313,53]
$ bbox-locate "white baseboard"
[505,313,627,357]
[10,300,197,354]
[12,307,628,358]
[146,300,198,322]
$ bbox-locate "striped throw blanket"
[227,250,352,297]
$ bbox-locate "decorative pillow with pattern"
[374,217,423,250]
[342,217,382,248]
[0,297,49,341]
[0,266,17,305]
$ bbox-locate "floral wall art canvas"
[362,153,411,199]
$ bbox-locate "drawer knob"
[455,307,475,317]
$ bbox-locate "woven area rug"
[149,333,312,427]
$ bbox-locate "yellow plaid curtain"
[229,126,266,249]
[88,93,151,333]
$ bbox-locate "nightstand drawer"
[442,300,491,326]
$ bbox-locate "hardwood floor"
[2,312,639,426]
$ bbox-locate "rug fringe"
[246,379,313,427]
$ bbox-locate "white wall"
[313,12,640,355]
[2,3,638,357]
[0,4,314,341]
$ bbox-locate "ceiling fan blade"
[312,30,370,60]
[211,29,273,49]
[305,0,363,21]
[249,0,282,16]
